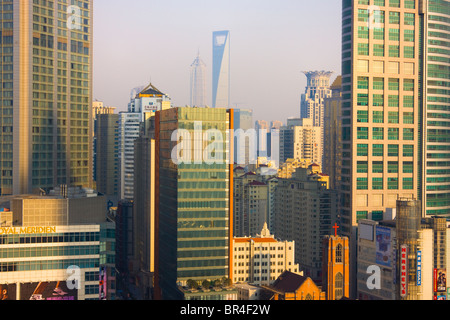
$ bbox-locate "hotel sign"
[400,245,408,298]
[0,226,57,235]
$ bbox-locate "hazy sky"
[93,0,342,124]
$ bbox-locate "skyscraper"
[341,0,450,297]
[300,71,334,126]
[190,53,207,107]
[421,0,450,217]
[95,111,119,198]
[119,83,170,200]
[300,71,333,165]
[0,1,93,195]
[212,30,231,108]
[323,76,343,189]
[155,107,234,300]
[279,118,322,166]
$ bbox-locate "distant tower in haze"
[212,30,231,108]
[300,71,333,166]
[190,52,207,107]
[300,71,333,126]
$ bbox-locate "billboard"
[375,226,392,267]
[0,284,16,300]
[434,269,446,294]
[0,282,78,300]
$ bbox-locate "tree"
[186,279,198,290]
[202,280,210,289]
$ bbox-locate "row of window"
[357,110,414,124]
[357,127,414,140]
[357,160,414,173]
[357,94,414,108]
[357,177,413,190]
[358,0,416,10]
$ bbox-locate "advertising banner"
[0,282,78,300]
[0,284,16,300]
[434,269,447,293]
[375,226,392,267]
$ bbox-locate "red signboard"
[400,245,408,298]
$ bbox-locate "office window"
[357,127,369,139]
[403,145,414,157]
[357,178,368,190]
[403,178,414,190]
[373,111,384,123]
[357,144,369,156]
[374,44,385,56]
[373,144,384,157]
[373,178,383,190]
[388,178,398,190]
[388,111,399,124]
[373,127,384,140]
[373,161,384,173]
[403,128,414,140]
[388,162,399,173]
[388,144,399,157]
[357,110,369,123]
[388,128,399,140]
[373,94,384,106]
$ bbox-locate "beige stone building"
[232,223,300,286]
[279,118,322,167]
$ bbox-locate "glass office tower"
[0,0,93,195]
[212,30,231,108]
[422,0,450,216]
[155,107,233,300]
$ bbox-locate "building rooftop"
[137,82,165,97]
[269,271,309,293]
[248,181,266,186]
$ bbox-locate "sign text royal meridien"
[0,226,57,235]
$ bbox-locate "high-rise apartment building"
[190,52,207,107]
[279,118,322,166]
[234,109,254,167]
[212,31,231,108]
[0,0,93,195]
[274,165,339,283]
[300,71,333,127]
[133,115,157,299]
[94,109,119,198]
[118,112,141,200]
[119,83,171,200]
[233,171,268,237]
[323,76,343,189]
[154,107,234,300]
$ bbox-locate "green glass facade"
[424,0,450,216]
[157,107,232,300]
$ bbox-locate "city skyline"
[92,0,342,123]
